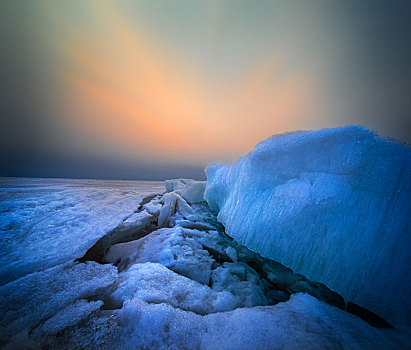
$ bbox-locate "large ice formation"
[204,126,411,326]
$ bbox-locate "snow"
[0,178,164,286]
[204,126,411,326]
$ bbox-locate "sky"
[1,0,410,180]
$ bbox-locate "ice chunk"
[105,227,214,285]
[179,181,206,203]
[36,299,103,335]
[211,262,267,307]
[204,126,411,326]
[164,178,205,203]
[0,261,117,343]
[175,193,196,218]
[158,192,177,227]
[165,178,195,192]
[143,200,162,216]
[158,192,195,227]
[225,246,238,262]
[116,210,153,235]
[174,219,216,231]
[109,262,238,314]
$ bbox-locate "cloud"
[56,1,317,164]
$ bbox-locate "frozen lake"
[0,177,164,286]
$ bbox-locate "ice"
[117,293,409,350]
[165,178,196,192]
[0,178,164,285]
[158,192,195,227]
[143,200,163,216]
[117,210,154,235]
[178,181,206,203]
[105,227,214,285]
[165,178,206,203]
[211,262,268,307]
[204,126,411,326]
[157,193,176,227]
[225,246,238,262]
[108,262,238,314]
[2,176,410,349]
[36,299,103,335]
[0,261,117,343]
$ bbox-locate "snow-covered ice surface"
[116,293,409,350]
[1,172,410,349]
[205,126,411,327]
[0,177,164,286]
[0,261,117,340]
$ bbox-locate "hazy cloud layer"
[1,0,410,179]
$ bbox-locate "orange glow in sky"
[55,1,317,164]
